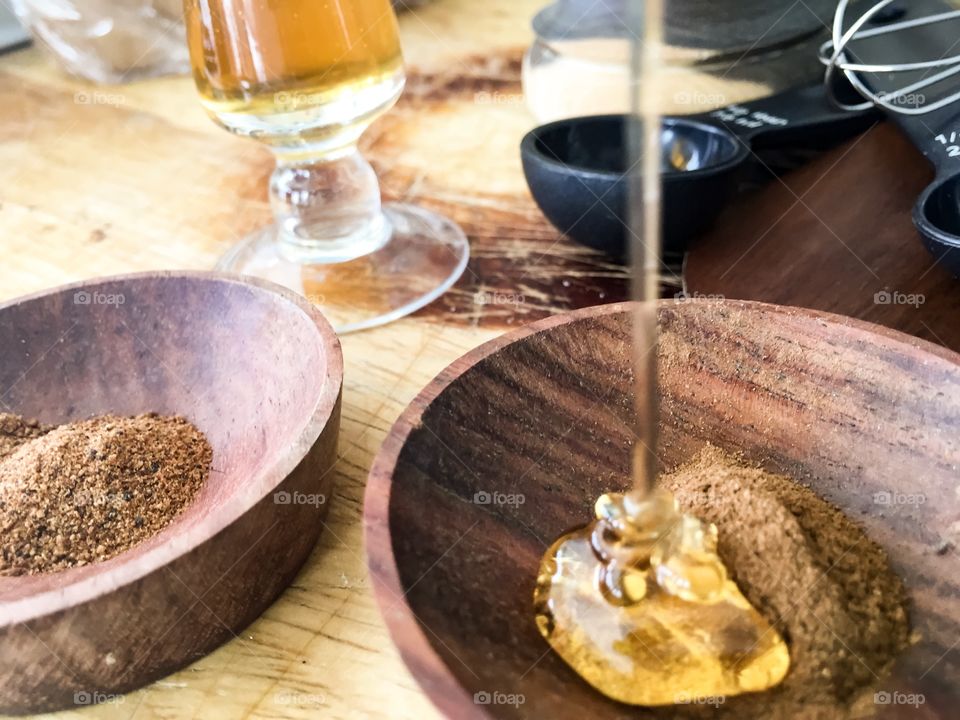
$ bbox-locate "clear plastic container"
[522,0,830,123]
[11,0,189,83]
[523,0,632,123]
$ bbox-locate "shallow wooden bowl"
[366,301,960,719]
[0,272,342,714]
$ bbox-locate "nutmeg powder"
[0,413,211,575]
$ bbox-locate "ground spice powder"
[0,414,50,462]
[654,446,911,720]
[0,413,211,575]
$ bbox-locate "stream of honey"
[532,0,791,705]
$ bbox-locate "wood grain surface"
[0,3,612,718]
[0,0,955,717]
[685,123,960,350]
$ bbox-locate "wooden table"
[2,1,956,718]
[1,2,624,718]
[685,123,960,351]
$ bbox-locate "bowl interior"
[532,117,626,173]
[372,302,960,719]
[920,176,960,240]
[528,116,741,175]
[0,274,334,602]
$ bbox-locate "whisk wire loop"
[819,0,960,116]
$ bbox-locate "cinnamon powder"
[656,446,911,720]
[0,413,211,575]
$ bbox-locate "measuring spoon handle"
[889,106,960,176]
[697,83,878,148]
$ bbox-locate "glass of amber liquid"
[183,0,469,332]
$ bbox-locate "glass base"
[216,203,469,333]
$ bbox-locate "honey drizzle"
[533,0,790,706]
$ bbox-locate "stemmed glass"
[182,0,469,332]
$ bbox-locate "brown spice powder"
[0,413,212,575]
[654,446,911,720]
[0,414,51,462]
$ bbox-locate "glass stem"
[270,147,391,264]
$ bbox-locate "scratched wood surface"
[0,1,841,718]
[0,2,609,718]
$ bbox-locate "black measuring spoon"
[911,116,960,275]
[521,81,878,260]
[873,91,960,276]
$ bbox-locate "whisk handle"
[701,83,877,147]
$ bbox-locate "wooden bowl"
[366,301,960,719]
[0,272,342,714]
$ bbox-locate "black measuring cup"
[521,82,877,259]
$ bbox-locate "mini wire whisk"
[819,0,960,115]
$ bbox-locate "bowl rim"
[364,299,960,719]
[0,270,343,626]
[520,113,749,183]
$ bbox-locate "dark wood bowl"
[366,300,960,719]
[0,272,342,714]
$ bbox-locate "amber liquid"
[183,0,403,117]
[534,492,791,706]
